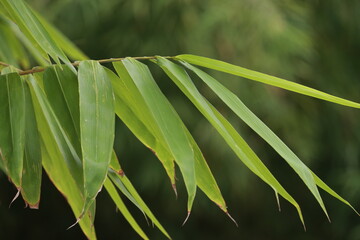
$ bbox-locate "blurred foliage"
[0,0,359,239]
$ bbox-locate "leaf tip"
[181,211,191,226]
[225,211,238,227]
[9,189,21,208]
[172,183,178,199]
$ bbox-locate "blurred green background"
[0,0,359,239]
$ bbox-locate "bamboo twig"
[1,56,174,76]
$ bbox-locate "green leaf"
[20,77,42,208]
[181,62,333,218]
[156,57,304,225]
[32,8,88,61]
[43,65,81,155]
[78,61,115,216]
[0,71,25,188]
[0,19,29,68]
[114,59,196,212]
[104,177,149,240]
[176,55,360,109]
[1,0,72,70]
[108,153,171,239]
[28,74,96,239]
[27,73,83,190]
[106,67,175,186]
[110,63,226,213]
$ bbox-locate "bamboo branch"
[1,56,174,76]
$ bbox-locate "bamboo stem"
[1,56,174,76]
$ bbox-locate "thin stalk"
[1,56,174,76]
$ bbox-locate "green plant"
[0,0,359,239]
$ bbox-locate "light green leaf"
[32,8,88,61]
[176,55,360,109]
[0,71,25,188]
[181,61,333,218]
[156,57,304,224]
[28,75,96,239]
[20,77,42,208]
[109,64,226,213]
[43,65,81,155]
[104,177,149,240]
[114,59,196,212]
[1,0,73,70]
[27,73,83,190]
[106,67,175,186]
[108,153,170,239]
[78,61,115,216]
[0,19,29,68]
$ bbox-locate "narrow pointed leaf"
[78,61,115,215]
[176,55,360,109]
[108,153,170,238]
[27,73,83,190]
[1,0,73,70]
[113,170,171,239]
[104,177,149,240]
[181,62,334,217]
[114,59,196,212]
[28,76,96,239]
[20,78,42,208]
[106,67,175,185]
[109,65,226,213]
[156,58,304,224]
[32,8,88,61]
[0,72,25,188]
[43,65,81,155]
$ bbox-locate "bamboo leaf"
[108,152,171,238]
[1,0,73,70]
[0,19,29,68]
[0,71,25,189]
[20,77,42,208]
[113,59,196,212]
[176,55,360,109]
[109,64,226,213]
[43,65,81,155]
[78,61,115,216]
[106,67,175,186]
[27,73,83,190]
[181,62,334,218]
[104,177,149,240]
[28,74,96,239]
[32,8,88,61]
[156,57,304,225]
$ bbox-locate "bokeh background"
[0,0,359,239]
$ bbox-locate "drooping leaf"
[114,59,196,212]
[43,65,81,155]
[181,61,360,216]
[176,55,360,109]
[28,74,96,239]
[20,77,42,208]
[109,63,227,213]
[106,67,175,186]
[181,61,333,217]
[27,73,83,190]
[32,8,88,61]
[4,17,49,66]
[0,71,25,189]
[108,152,171,238]
[1,0,73,70]
[0,18,29,68]
[78,61,115,216]
[104,177,149,240]
[156,57,304,224]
